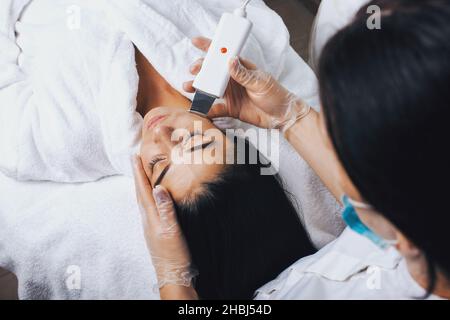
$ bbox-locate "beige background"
[266,0,320,60]
[0,268,18,300]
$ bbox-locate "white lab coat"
[255,228,444,300]
[257,0,445,300]
[257,0,443,301]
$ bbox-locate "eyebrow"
[154,164,171,187]
[189,140,214,153]
[154,142,215,186]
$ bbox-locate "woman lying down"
[0,0,319,299]
[134,50,315,299]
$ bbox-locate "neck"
[406,255,450,299]
[135,47,190,117]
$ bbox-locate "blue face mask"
[342,195,398,250]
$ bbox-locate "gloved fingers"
[183,58,204,93]
[184,57,254,93]
[151,257,198,289]
[251,70,278,97]
[189,58,204,75]
[183,80,195,93]
[207,103,230,119]
[212,117,238,130]
[229,57,271,93]
[192,36,211,52]
[133,155,159,225]
[152,186,180,236]
[237,57,257,71]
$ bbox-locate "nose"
[152,125,176,145]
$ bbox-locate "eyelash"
[149,155,166,170]
[149,132,207,169]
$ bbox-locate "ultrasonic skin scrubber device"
[190,0,254,116]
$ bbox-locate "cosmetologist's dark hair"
[174,138,315,299]
[318,0,450,293]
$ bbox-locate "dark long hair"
[319,0,450,292]
[174,138,315,299]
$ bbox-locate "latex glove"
[132,155,198,290]
[184,37,311,132]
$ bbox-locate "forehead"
[163,162,226,203]
[140,107,234,201]
[162,133,233,203]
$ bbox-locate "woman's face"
[140,107,230,202]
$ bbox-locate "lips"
[146,115,167,130]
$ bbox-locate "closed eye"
[149,155,166,171]
[148,155,170,187]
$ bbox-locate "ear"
[396,232,422,259]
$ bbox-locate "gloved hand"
[132,155,198,291]
[184,37,311,133]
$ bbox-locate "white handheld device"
[190,1,253,115]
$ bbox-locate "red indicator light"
[221,47,228,54]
